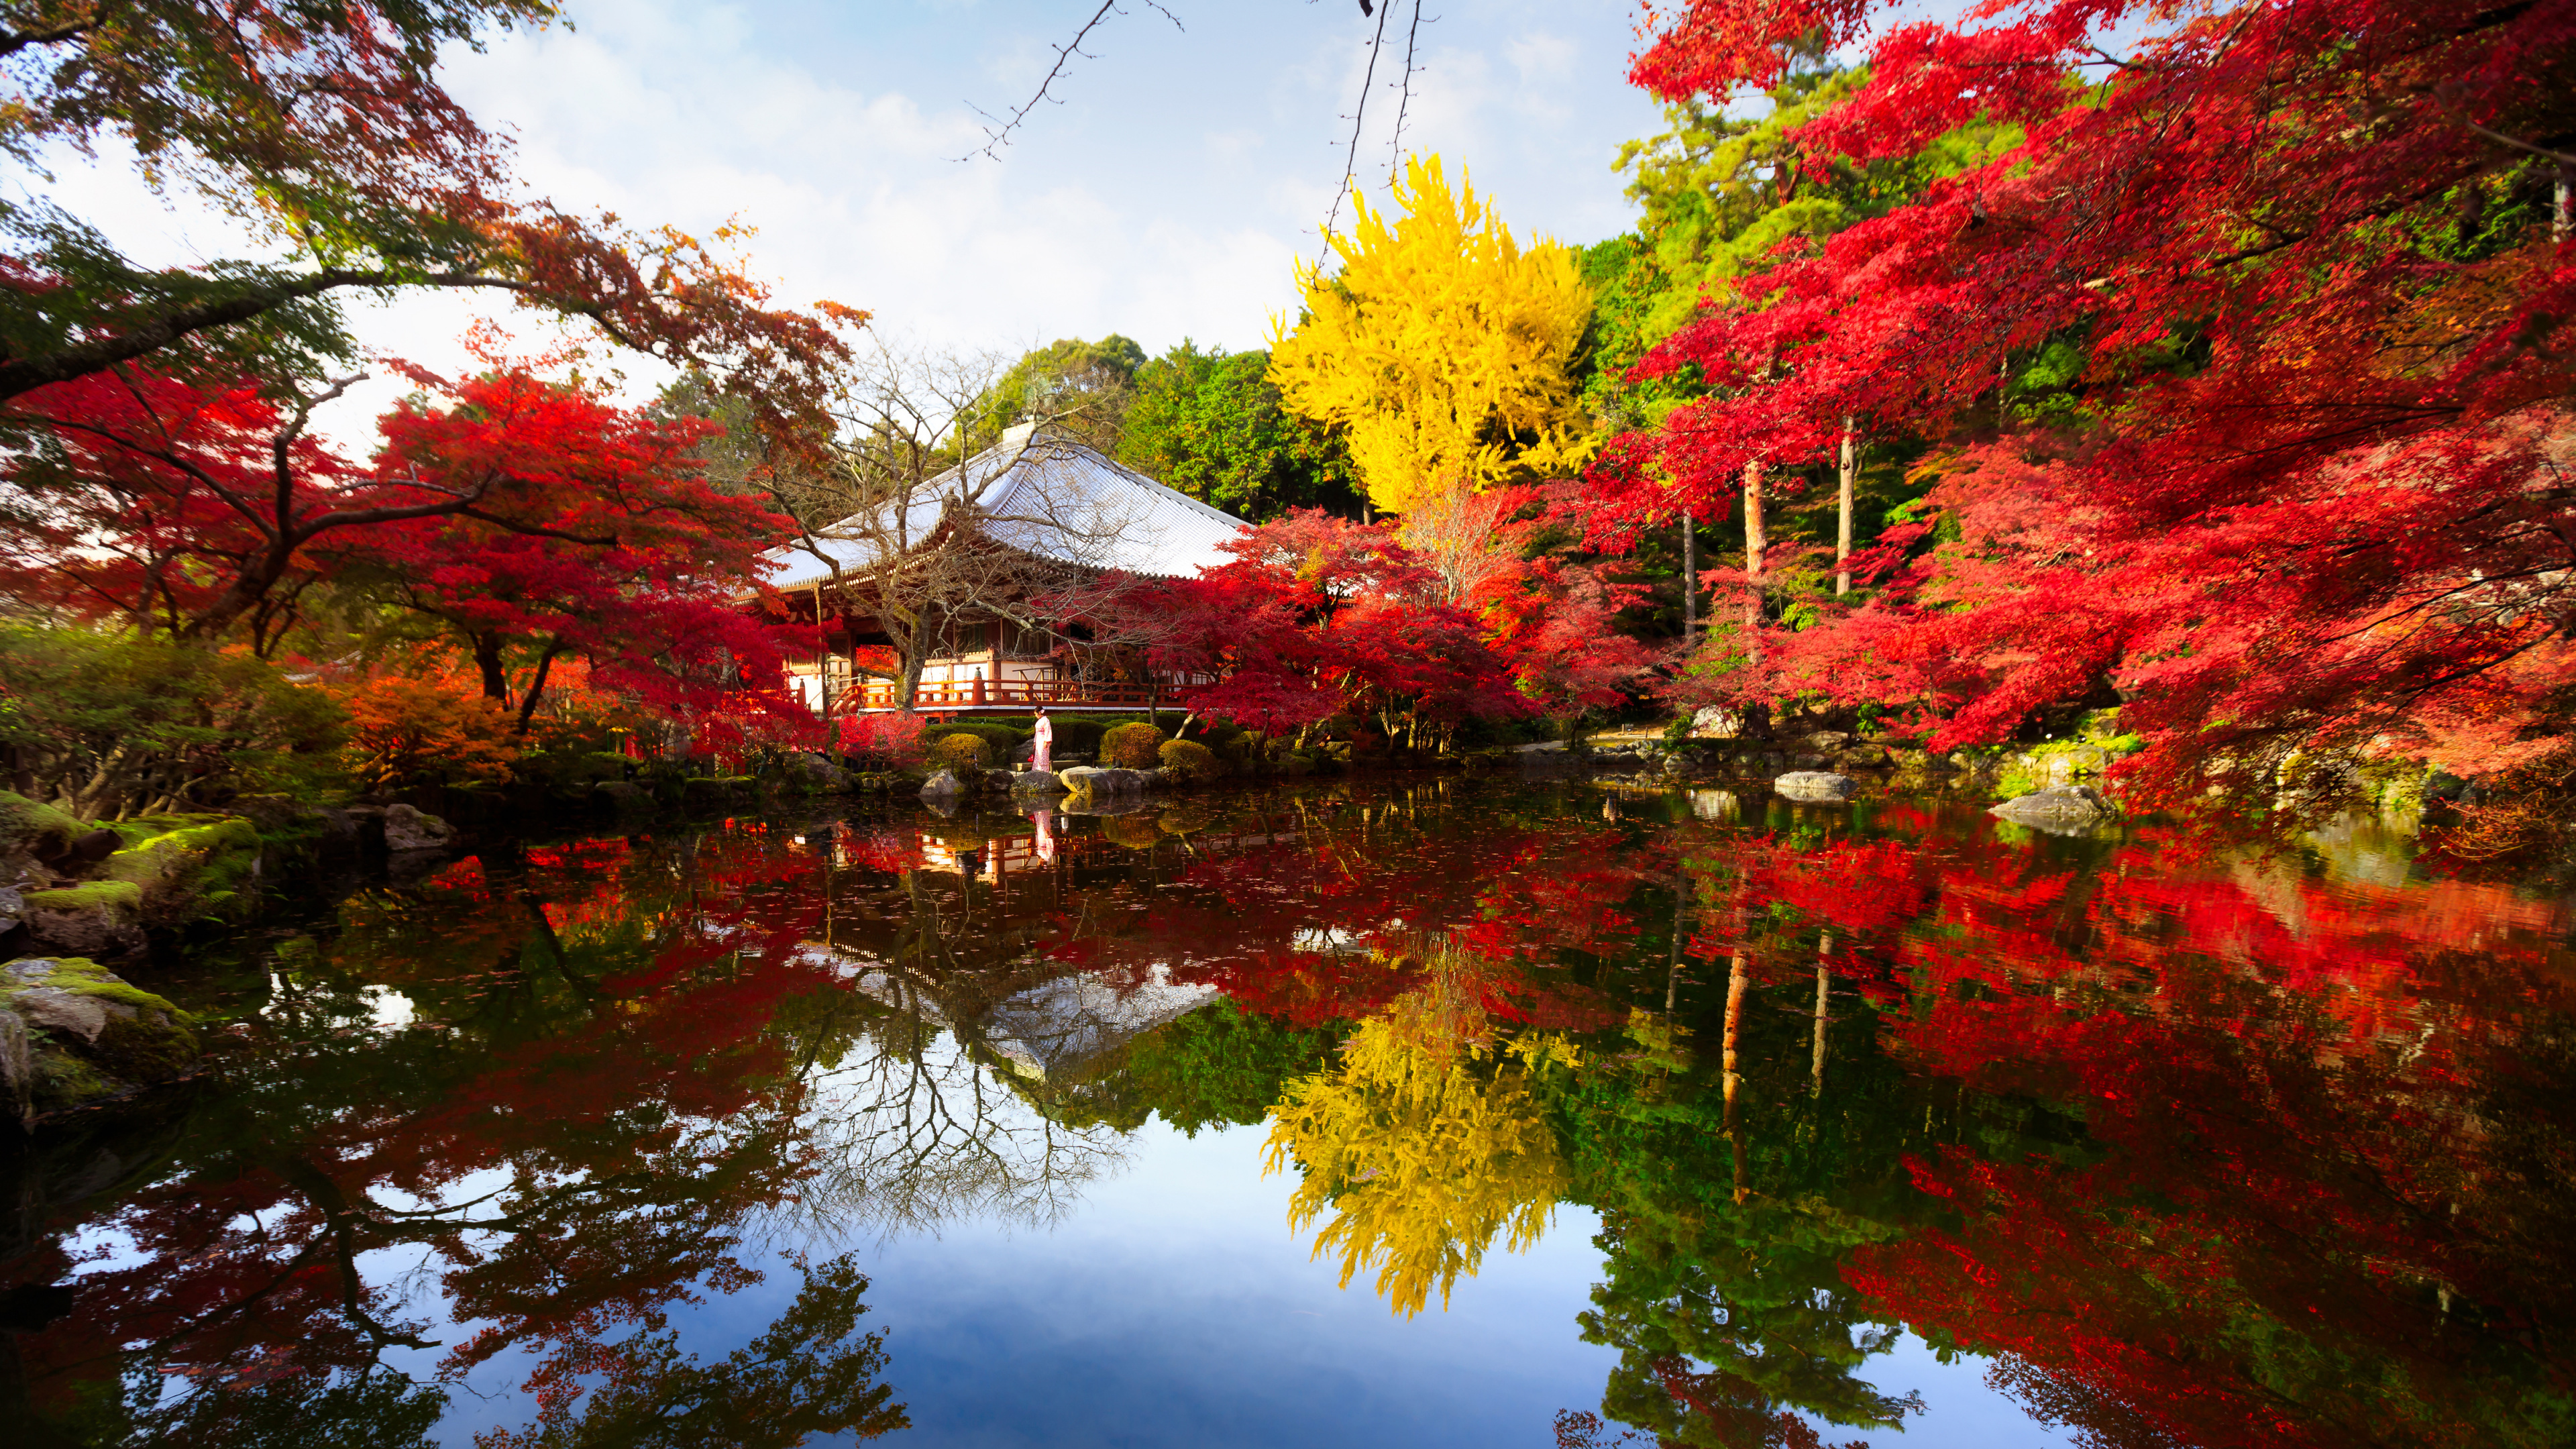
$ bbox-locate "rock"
[382,803,455,853]
[980,769,1018,794]
[593,780,651,812]
[1774,771,1860,802]
[1795,731,1852,754]
[1,957,201,1126]
[68,829,119,865]
[19,881,146,957]
[15,986,111,1043]
[794,752,849,790]
[1690,706,1743,739]
[1059,765,1152,799]
[1011,769,1068,796]
[1992,784,2112,829]
[682,777,753,810]
[0,1009,28,1130]
[919,769,968,802]
[0,792,85,875]
[0,884,18,936]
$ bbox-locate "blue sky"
[421,0,1673,353]
[34,0,1675,439]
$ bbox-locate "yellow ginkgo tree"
[1262,947,1576,1317]
[1269,155,1597,518]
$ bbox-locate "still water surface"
[7,779,2570,1448]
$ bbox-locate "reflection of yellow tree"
[1263,958,1572,1316]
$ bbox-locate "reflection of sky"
[62,1059,2079,1446]
[616,1120,2070,1449]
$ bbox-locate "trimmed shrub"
[1102,722,1169,769]
[930,733,990,773]
[1044,717,1109,759]
[1159,739,1221,782]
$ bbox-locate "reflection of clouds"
[1290,926,1366,956]
[792,964,1152,1240]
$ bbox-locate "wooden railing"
[833,677,1169,714]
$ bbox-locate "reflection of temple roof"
[805,947,1215,1082]
[982,965,1216,1081]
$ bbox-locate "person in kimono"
[1032,706,1054,773]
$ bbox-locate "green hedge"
[936,721,1029,761]
[1044,718,1108,759]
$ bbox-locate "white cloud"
[24,0,1667,443]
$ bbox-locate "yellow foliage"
[1268,155,1597,517]
[1262,985,1572,1317]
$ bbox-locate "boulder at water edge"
[919,769,967,803]
[1059,766,1151,801]
[18,881,146,958]
[1,957,200,1128]
[1992,784,2112,829]
[1774,771,1859,802]
[1011,769,1068,796]
[1690,705,1743,739]
[382,804,457,853]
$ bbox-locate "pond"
[4,777,2571,1448]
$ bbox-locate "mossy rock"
[2,956,201,1124]
[101,816,264,926]
[681,777,752,808]
[19,880,146,957]
[0,790,87,871]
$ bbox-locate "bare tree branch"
[959,0,1186,163]
[1321,0,1397,253]
[1385,0,1431,188]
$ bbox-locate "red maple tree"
[1608,0,2576,804]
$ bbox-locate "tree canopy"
[1271,155,1597,517]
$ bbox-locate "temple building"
[754,422,1246,716]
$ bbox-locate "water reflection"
[1,781,2569,1449]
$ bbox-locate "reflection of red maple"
[12,829,855,1427]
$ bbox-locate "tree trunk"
[1741,462,1767,662]
[1812,937,1831,1099]
[1681,506,1698,639]
[472,631,509,703]
[814,584,835,750]
[515,641,565,735]
[1724,951,1751,1205]
[1835,421,1857,597]
[896,648,924,710]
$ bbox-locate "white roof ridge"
[755,421,1248,592]
[1010,429,1246,531]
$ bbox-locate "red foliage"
[2,366,818,750]
[350,368,816,747]
[1610,0,2576,800]
[1116,510,1533,739]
